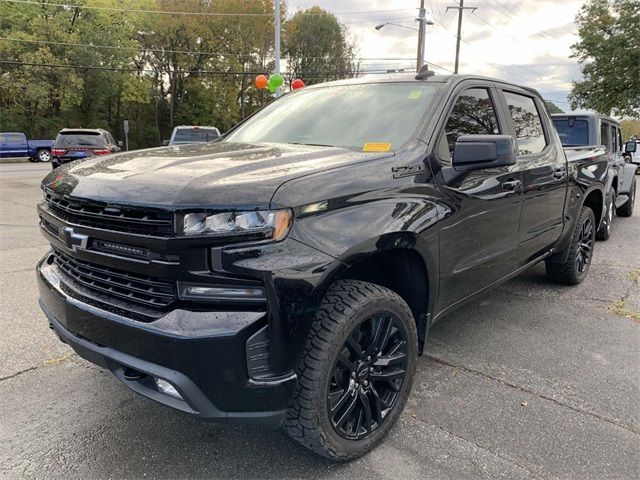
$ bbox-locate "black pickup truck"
[37,69,607,460]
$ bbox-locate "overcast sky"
[288,0,584,111]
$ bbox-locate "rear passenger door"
[1,133,29,158]
[433,84,523,311]
[499,89,567,266]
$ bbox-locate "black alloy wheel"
[575,215,594,274]
[328,313,408,440]
[285,280,418,460]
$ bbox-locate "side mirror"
[453,135,516,171]
[117,140,124,148]
[161,139,170,146]
[624,141,637,153]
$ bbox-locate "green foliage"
[0,1,357,147]
[544,100,564,114]
[570,0,640,117]
[284,6,358,85]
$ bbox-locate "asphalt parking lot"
[1,162,639,479]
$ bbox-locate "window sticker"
[408,90,423,99]
[363,142,392,152]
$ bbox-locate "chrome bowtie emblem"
[62,226,89,252]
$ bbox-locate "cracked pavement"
[1,163,639,479]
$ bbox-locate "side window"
[610,126,617,153]
[600,121,609,148]
[439,88,500,163]
[7,133,25,143]
[503,92,547,155]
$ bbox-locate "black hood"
[42,142,391,209]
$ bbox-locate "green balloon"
[267,82,277,93]
[270,73,284,88]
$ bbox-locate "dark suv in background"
[51,128,121,169]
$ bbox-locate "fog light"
[178,283,266,302]
[155,378,183,399]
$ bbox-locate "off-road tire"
[284,280,418,461]
[616,178,635,217]
[546,206,596,285]
[596,190,615,241]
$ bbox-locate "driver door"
[433,85,523,312]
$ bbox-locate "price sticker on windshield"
[408,90,422,99]
[363,143,392,152]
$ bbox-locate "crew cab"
[51,128,121,169]
[37,69,607,460]
[552,113,637,240]
[0,132,54,162]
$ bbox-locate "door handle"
[553,169,566,179]
[501,179,521,191]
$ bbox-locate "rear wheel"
[285,280,418,460]
[616,178,635,217]
[596,190,615,241]
[546,206,596,285]
[37,149,51,162]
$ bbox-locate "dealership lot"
[1,163,638,479]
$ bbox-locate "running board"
[615,194,629,208]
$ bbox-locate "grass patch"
[609,300,640,323]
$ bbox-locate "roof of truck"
[551,112,619,125]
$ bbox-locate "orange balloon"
[255,75,268,89]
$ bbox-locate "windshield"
[552,119,589,146]
[173,128,219,143]
[55,132,107,148]
[224,82,442,151]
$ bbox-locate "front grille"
[45,192,174,236]
[52,249,177,308]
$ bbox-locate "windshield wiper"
[287,142,335,148]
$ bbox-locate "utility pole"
[274,0,281,97]
[416,0,426,70]
[447,0,477,74]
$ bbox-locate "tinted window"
[503,92,547,155]
[173,128,219,143]
[54,132,107,148]
[552,119,589,146]
[225,83,442,151]
[443,88,500,155]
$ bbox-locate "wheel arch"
[325,236,436,354]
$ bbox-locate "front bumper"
[37,257,297,424]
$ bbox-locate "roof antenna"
[415,64,435,80]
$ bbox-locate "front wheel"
[596,190,615,241]
[616,178,635,217]
[284,280,418,460]
[546,206,596,285]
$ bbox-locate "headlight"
[182,209,292,240]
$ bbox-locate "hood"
[42,142,391,209]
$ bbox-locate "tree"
[284,7,357,85]
[569,0,640,117]
[544,100,564,114]
[620,118,640,140]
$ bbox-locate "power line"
[469,12,572,68]
[0,59,418,76]
[0,0,415,17]
[0,37,417,61]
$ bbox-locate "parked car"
[552,113,636,240]
[165,126,221,146]
[626,136,640,166]
[51,128,121,169]
[0,132,54,162]
[37,69,607,460]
